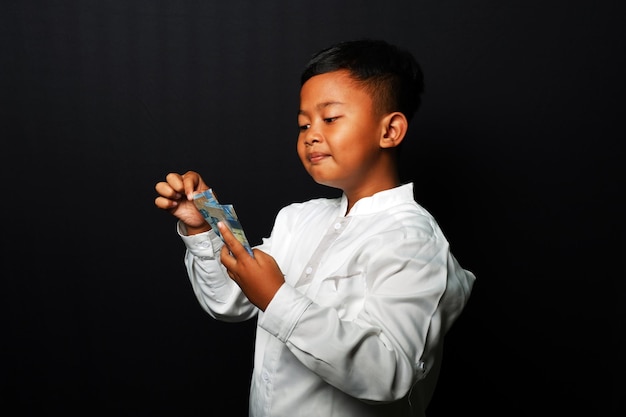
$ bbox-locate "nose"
[303,127,322,146]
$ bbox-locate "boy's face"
[297,70,390,194]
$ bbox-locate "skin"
[297,70,408,212]
[154,171,284,311]
[154,69,408,311]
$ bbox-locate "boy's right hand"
[154,171,212,234]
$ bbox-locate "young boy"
[154,39,475,417]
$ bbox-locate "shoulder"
[383,199,439,235]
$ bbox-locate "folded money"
[193,189,254,257]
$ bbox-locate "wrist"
[186,224,211,235]
[179,221,211,236]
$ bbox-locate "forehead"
[300,70,372,106]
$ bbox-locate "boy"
[154,39,475,417]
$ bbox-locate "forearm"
[259,284,429,402]
[179,222,257,321]
[185,250,256,321]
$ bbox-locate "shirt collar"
[340,182,415,216]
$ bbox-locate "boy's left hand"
[217,222,285,311]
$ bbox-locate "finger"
[181,171,208,200]
[155,181,183,200]
[220,245,237,272]
[154,195,179,209]
[217,222,249,259]
[165,173,185,193]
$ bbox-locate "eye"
[298,123,311,131]
[324,117,338,124]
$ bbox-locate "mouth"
[308,152,329,163]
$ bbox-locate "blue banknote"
[193,189,254,257]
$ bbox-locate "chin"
[311,177,340,190]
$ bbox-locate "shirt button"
[262,371,270,381]
[199,240,210,248]
[305,266,313,275]
[334,222,341,230]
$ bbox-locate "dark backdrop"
[1,1,623,416]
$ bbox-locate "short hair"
[300,39,424,121]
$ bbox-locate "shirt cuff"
[259,283,312,343]
[177,220,224,258]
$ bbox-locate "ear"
[379,112,408,149]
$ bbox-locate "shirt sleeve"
[258,233,474,402]
[177,221,258,322]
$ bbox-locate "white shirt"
[179,183,475,417]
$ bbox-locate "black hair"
[300,39,424,121]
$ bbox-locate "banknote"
[193,189,254,257]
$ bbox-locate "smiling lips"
[308,151,329,163]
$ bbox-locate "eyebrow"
[298,101,345,115]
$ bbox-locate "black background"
[1,1,623,416]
